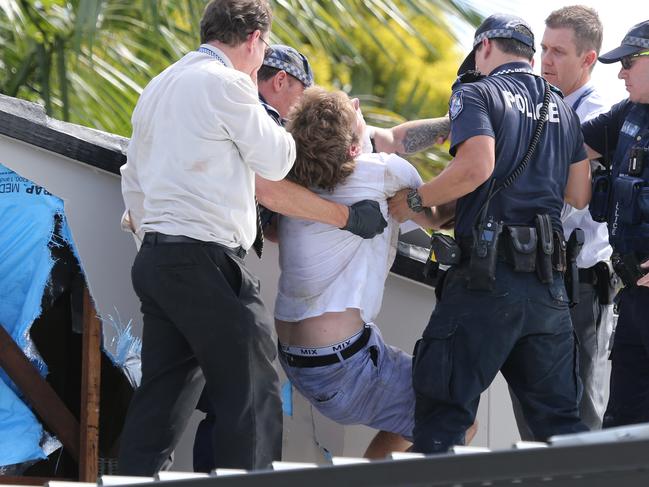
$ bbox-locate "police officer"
[581,20,649,428]
[390,14,591,453]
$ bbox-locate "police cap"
[262,44,314,87]
[598,20,649,63]
[458,13,535,75]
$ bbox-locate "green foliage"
[269,1,480,175]
[0,0,480,178]
[0,1,199,135]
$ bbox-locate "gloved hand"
[341,200,387,238]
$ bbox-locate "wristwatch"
[406,188,424,213]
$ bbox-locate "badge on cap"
[449,91,464,120]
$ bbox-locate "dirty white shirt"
[275,152,422,323]
[120,44,295,250]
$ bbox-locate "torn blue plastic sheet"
[0,164,70,466]
[105,309,142,388]
[0,380,45,465]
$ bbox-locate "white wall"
[173,241,522,467]
[0,132,522,470]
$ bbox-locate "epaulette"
[458,70,486,83]
[548,83,564,98]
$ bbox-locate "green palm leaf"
[0,0,483,179]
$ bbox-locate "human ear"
[583,50,597,70]
[273,71,288,92]
[349,142,362,158]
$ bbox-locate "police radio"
[468,216,503,291]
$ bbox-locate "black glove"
[341,200,387,239]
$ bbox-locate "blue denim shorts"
[278,323,414,439]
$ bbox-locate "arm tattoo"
[402,117,450,154]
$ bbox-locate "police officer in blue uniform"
[390,14,591,453]
[581,20,649,428]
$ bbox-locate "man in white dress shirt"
[118,0,294,474]
[510,5,614,436]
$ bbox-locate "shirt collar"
[489,61,534,76]
[197,44,234,69]
[563,80,595,106]
[258,94,283,126]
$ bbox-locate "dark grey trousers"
[510,281,612,438]
[118,238,282,474]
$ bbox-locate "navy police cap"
[458,13,535,75]
[262,44,314,87]
[599,20,649,64]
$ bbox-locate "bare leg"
[363,431,411,459]
[465,420,478,444]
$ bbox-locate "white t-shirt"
[275,152,422,323]
[120,44,295,250]
[561,81,612,268]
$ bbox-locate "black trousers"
[118,238,282,475]
[413,263,587,454]
[603,285,649,427]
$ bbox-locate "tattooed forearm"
[401,117,450,154]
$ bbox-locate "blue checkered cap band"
[473,28,534,50]
[262,45,314,87]
[623,35,649,49]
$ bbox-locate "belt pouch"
[468,217,503,291]
[506,226,537,272]
[590,171,611,223]
[613,175,644,225]
[535,214,554,284]
[593,261,613,305]
[552,230,567,273]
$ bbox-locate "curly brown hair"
[285,87,359,191]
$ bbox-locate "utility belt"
[456,224,567,281]
[571,261,616,305]
[426,214,584,305]
[457,231,566,272]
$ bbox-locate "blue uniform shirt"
[582,100,649,255]
[448,61,587,237]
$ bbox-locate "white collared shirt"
[561,81,612,268]
[275,152,422,323]
[120,44,295,249]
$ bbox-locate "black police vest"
[603,104,649,255]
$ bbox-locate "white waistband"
[280,327,366,357]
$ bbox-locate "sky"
[455,0,639,107]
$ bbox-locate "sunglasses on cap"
[621,50,649,70]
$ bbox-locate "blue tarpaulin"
[0,163,70,466]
